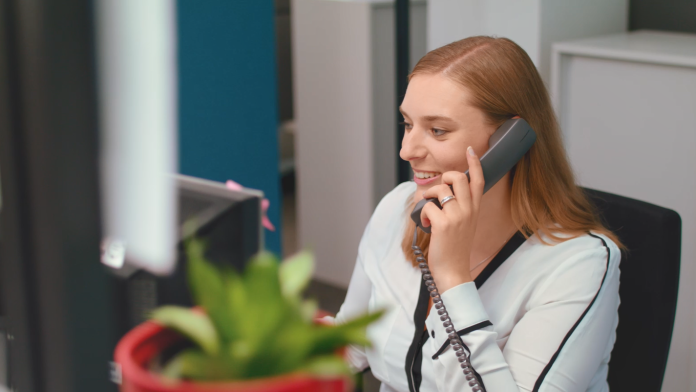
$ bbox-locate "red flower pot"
[114,320,351,392]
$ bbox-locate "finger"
[466,146,485,210]
[421,183,454,206]
[420,200,447,231]
[422,185,458,212]
[441,170,471,209]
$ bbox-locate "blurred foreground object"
[114,242,382,391]
[106,174,264,342]
[0,0,112,390]
[96,0,178,275]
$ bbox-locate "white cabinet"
[551,30,696,392]
[292,0,426,287]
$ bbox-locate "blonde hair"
[401,36,623,266]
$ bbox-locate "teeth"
[415,171,440,179]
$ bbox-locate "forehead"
[401,73,474,118]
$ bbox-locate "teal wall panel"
[177,0,282,256]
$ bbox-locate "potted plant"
[114,238,381,392]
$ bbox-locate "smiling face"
[399,73,498,200]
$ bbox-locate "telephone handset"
[410,118,537,233]
[407,118,536,392]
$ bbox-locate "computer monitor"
[107,174,264,337]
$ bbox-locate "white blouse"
[331,181,621,392]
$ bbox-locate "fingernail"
[468,146,476,157]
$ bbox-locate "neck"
[471,173,516,262]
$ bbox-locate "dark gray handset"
[406,119,536,392]
[410,118,536,234]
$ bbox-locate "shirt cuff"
[425,281,491,352]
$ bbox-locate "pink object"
[226,180,276,232]
[114,319,350,392]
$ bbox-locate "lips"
[413,172,441,185]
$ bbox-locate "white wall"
[427,0,627,84]
[428,0,541,65]
[292,0,426,288]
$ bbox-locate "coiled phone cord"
[412,227,486,392]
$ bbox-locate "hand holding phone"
[411,118,536,233]
[421,166,484,287]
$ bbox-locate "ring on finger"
[440,195,456,207]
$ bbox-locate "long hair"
[401,36,623,266]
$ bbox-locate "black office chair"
[583,188,681,392]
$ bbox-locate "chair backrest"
[582,188,681,392]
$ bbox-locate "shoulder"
[376,181,416,212]
[520,231,620,303]
[370,181,416,226]
[357,181,415,255]
[522,230,619,268]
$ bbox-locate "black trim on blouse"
[431,320,493,360]
[474,231,527,288]
[532,233,611,392]
[406,277,431,392]
[405,230,526,391]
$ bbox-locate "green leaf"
[222,267,246,341]
[150,306,220,356]
[161,348,237,381]
[299,354,352,378]
[241,252,286,345]
[307,310,384,357]
[185,238,235,343]
[229,340,254,362]
[247,310,384,378]
[299,298,319,323]
[244,320,315,378]
[156,241,386,382]
[279,250,314,299]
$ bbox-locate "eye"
[432,128,446,136]
[399,121,413,130]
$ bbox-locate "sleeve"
[424,239,620,392]
[331,252,372,372]
[320,219,375,373]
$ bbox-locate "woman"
[332,36,622,392]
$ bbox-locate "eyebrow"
[422,115,456,123]
[399,107,456,123]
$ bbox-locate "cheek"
[474,139,491,157]
[440,139,488,172]
[436,149,470,172]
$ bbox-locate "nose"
[399,127,425,162]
